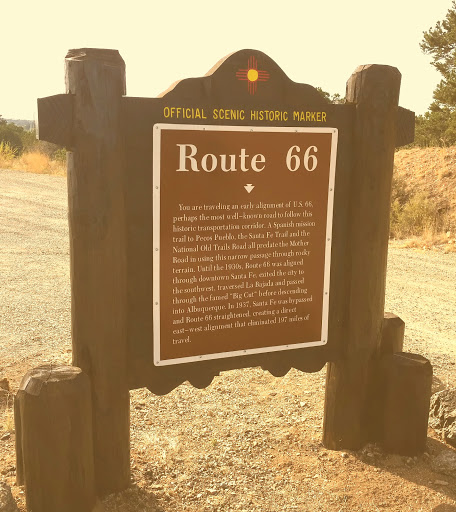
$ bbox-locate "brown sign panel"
[153,124,338,365]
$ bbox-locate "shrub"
[52,147,67,164]
[0,141,18,167]
[390,168,410,206]
[0,125,23,154]
[390,193,449,238]
[18,152,50,174]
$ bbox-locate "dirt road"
[386,243,456,390]
[1,168,455,511]
[0,169,71,382]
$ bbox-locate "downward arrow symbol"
[244,184,255,193]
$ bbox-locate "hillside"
[392,146,456,247]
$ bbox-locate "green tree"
[316,87,345,104]
[419,1,456,145]
[0,123,23,154]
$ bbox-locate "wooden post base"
[380,353,432,456]
[381,313,405,355]
[15,365,95,512]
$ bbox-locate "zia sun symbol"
[236,56,270,95]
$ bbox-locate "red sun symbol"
[236,56,270,95]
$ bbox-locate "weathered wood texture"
[14,366,95,512]
[123,49,354,393]
[368,312,406,442]
[380,353,432,455]
[323,65,402,450]
[65,48,130,496]
[37,94,73,148]
[381,312,405,355]
[396,107,415,148]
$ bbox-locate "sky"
[1,0,453,120]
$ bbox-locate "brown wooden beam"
[396,107,415,148]
[381,312,405,355]
[37,94,73,148]
[323,64,401,450]
[65,48,129,497]
[15,365,95,512]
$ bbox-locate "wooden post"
[381,312,405,355]
[65,48,130,495]
[366,312,406,442]
[14,366,95,512]
[323,65,401,450]
[380,353,432,455]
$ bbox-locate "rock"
[0,482,18,512]
[434,479,449,486]
[431,449,456,478]
[429,388,456,448]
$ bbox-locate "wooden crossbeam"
[37,94,73,148]
[396,107,415,147]
[37,94,415,150]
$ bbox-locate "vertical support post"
[381,312,405,355]
[323,65,401,450]
[15,366,95,512]
[65,48,129,495]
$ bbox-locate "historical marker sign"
[153,124,338,365]
[35,48,416,496]
[118,48,356,390]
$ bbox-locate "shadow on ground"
[100,483,166,512]
[433,375,452,394]
[356,437,456,503]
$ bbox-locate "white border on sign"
[153,124,338,366]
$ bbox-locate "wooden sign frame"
[37,48,414,497]
[121,50,358,395]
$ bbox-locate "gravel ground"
[386,243,456,390]
[0,169,71,382]
[1,168,455,512]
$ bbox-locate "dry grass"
[392,146,456,244]
[395,232,456,252]
[0,387,15,435]
[0,144,66,176]
[1,408,15,435]
[14,151,66,176]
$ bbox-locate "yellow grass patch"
[0,141,18,167]
[19,152,50,173]
[12,151,66,176]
